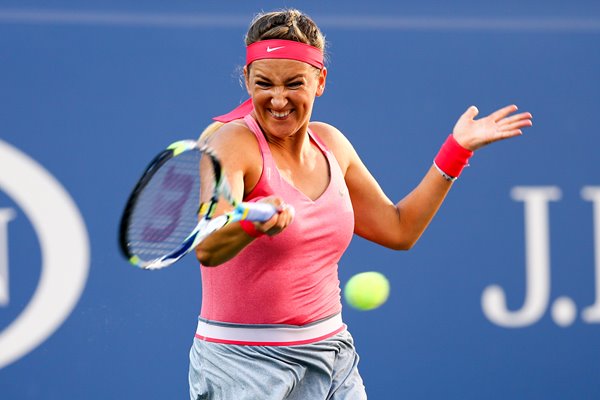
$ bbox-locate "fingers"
[255,196,294,236]
[500,118,533,132]
[499,129,524,139]
[489,104,519,122]
[461,105,479,121]
[497,111,533,135]
[263,206,294,236]
[453,104,532,151]
[498,111,533,126]
[281,204,296,220]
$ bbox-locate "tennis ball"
[344,271,390,311]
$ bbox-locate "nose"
[270,87,288,110]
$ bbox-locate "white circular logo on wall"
[0,139,90,369]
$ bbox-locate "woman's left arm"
[333,104,532,250]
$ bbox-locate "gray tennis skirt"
[189,328,367,400]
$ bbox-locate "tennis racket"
[118,139,277,270]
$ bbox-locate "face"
[244,59,327,140]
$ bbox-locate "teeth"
[271,110,290,118]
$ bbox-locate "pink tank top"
[199,115,354,325]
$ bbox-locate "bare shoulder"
[206,120,262,171]
[207,120,256,147]
[309,121,356,173]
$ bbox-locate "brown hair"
[245,9,327,61]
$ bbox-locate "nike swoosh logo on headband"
[266,46,285,52]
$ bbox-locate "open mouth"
[269,109,292,119]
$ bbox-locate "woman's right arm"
[194,122,293,266]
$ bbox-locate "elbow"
[359,227,419,251]
[388,240,416,251]
[385,234,420,251]
[389,228,426,251]
[399,242,416,251]
[195,248,221,267]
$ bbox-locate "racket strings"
[127,149,203,260]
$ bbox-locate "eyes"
[254,80,304,89]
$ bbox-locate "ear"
[243,66,251,96]
[316,67,327,97]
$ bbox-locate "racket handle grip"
[243,202,278,222]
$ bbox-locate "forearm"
[195,223,254,266]
[394,165,453,249]
[390,132,474,247]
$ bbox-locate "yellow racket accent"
[167,140,195,157]
[198,202,210,216]
[129,255,141,266]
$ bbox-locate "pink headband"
[246,39,324,69]
[213,39,324,122]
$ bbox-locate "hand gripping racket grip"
[243,202,279,222]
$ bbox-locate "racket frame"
[119,139,276,270]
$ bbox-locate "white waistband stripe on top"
[195,314,345,346]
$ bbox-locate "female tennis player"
[189,9,532,400]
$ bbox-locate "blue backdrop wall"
[1,1,599,399]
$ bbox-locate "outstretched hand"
[452,105,533,151]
